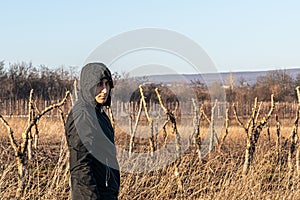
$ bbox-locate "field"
[0,114,299,200]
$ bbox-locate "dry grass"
[0,117,70,200]
[0,117,300,199]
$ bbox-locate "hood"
[79,63,114,107]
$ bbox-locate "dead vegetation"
[1,119,299,199]
[1,86,300,199]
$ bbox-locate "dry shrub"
[118,125,300,200]
[0,117,299,199]
[0,117,70,200]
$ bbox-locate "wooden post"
[288,86,300,173]
[233,94,274,175]
[275,114,281,164]
[155,88,183,192]
[192,99,202,162]
[209,101,217,152]
[129,100,143,157]
[219,107,230,150]
[139,85,155,156]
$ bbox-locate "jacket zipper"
[105,158,110,187]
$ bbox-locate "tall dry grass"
[0,117,70,199]
[0,117,299,199]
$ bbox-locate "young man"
[65,63,120,199]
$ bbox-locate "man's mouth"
[98,95,107,99]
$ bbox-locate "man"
[65,63,120,199]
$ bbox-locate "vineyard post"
[288,86,300,173]
[27,89,35,160]
[127,102,133,140]
[233,94,274,175]
[199,103,220,155]
[191,99,202,162]
[154,115,159,153]
[139,85,155,156]
[155,88,183,192]
[209,100,218,152]
[219,107,230,151]
[0,90,70,197]
[129,99,143,157]
[275,114,282,165]
[74,79,78,103]
[295,87,300,176]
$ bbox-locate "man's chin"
[96,98,107,104]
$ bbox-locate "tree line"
[204,69,300,105]
[0,61,77,102]
[224,69,300,104]
[1,61,300,106]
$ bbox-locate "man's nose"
[102,86,108,93]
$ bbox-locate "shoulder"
[66,101,99,130]
[66,101,94,126]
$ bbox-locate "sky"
[1,0,300,75]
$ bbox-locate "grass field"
[0,116,299,199]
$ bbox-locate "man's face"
[95,78,110,104]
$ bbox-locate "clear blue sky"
[1,0,300,73]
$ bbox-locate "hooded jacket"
[65,63,120,200]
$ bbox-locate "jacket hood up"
[79,62,114,107]
[68,62,119,170]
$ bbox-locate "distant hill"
[145,68,300,86]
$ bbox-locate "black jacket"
[65,63,120,200]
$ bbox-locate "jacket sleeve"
[73,108,119,170]
[65,113,101,200]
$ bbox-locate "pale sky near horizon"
[1,1,300,75]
